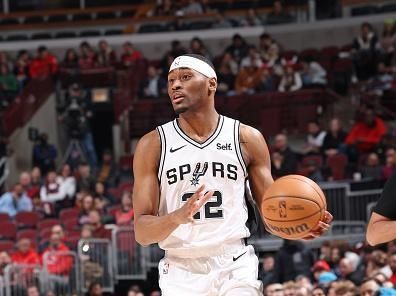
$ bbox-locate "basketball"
[261,175,327,240]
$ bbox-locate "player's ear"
[208,77,217,93]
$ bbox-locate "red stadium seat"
[299,48,320,60]
[327,153,348,180]
[16,229,38,242]
[0,241,15,253]
[65,234,80,250]
[301,155,324,168]
[39,228,52,240]
[0,213,9,223]
[37,219,60,231]
[59,208,80,221]
[0,221,17,240]
[63,218,79,231]
[15,212,40,229]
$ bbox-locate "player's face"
[168,68,210,114]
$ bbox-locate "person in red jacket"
[41,232,73,276]
[11,238,40,265]
[29,46,58,79]
[345,107,387,154]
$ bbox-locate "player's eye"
[181,74,190,81]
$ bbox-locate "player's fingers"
[198,190,214,207]
[190,185,206,202]
[323,211,333,224]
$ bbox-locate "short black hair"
[181,54,215,71]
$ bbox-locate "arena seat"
[120,10,135,18]
[0,241,15,253]
[73,13,92,21]
[80,30,101,37]
[104,29,123,36]
[65,234,80,250]
[0,221,17,240]
[327,153,348,180]
[47,14,69,23]
[350,5,378,16]
[15,212,40,229]
[37,219,61,231]
[0,18,20,25]
[299,48,320,60]
[6,34,29,41]
[24,15,44,24]
[379,3,396,13]
[63,218,79,231]
[107,205,121,217]
[16,229,38,242]
[31,32,53,40]
[59,208,80,221]
[54,31,77,39]
[0,213,10,223]
[96,11,117,20]
[39,228,52,240]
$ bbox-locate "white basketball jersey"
[156,115,250,258]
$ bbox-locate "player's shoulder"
[239,123,265,143]
[135,130,161,156]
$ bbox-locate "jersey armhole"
[234,120,248,178]
[156,126,166,182]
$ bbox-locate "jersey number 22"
[181,191,223,220]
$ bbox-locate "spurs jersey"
[156,115,250,258]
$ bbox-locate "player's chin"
[174,105,189,115]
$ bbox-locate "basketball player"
[367,172,396,245]
[133,54,332,295]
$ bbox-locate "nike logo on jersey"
[170,145,186,153]
[233,251,247,262]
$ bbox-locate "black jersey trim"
[234,120,247,177]
[156,126,166,182]
[172,115,224,149]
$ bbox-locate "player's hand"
[301,211,333,241]
[171,185,214,225]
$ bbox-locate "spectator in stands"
[366,250,391,278]
[86,282,104,296]
[79,41,98,69]
[259,254,275,288]
[27,285,40,296]
[265,283,284,296]
[0,51,12,70]
[266,0,294,25]
[271,133,298,177]
[0,251,11,275]
[97,40,117,67]
[278,60,302,92]
[304,158,324,182]
[0,183,32,217]
[121,42,144,67]
[339,257,364,285]
[115,191,134,226]
[345,107,387,155]
[154,0,176,16]
[77,162,95,193]
[88,210,111,239]
[212,13,233,29]
[389,253,396,285]
[11,238,40,265]
[273,240,314,283]
[225,34,249,64]
[57,163,76,205]
[79,195,95,225]
[334,280,357,296]
[312,286,326,296]
[14,50,31,89]
[180,0,204,15]
[97,149,118,187]
[216,62,236,96]
[235,62,261,94]
[256,65,275,92]
[382,148,396,180]
[219,52,238,75]
[352,23,380,81]
[62,48,79,69]
[312,260,331,282]
[139,65,167,99]
[0,63,18,98]
[29,46,58,79]
[259,33,280,67]
[241,45,263,69]
[94,183,113,218]
[360,278,380,296]
[20,171,38,199]
[360,153,383,180]
[380,20,396,57]
[282,281,297,296]
[161,40,186,75]
[39,224,69,252]
[305,121,327,155]
[240,9,263,27]
[32,133,57,175]
[189,37,211,59]
[42,232,73,278]
[40,170,66,206]
[300,56,327,87]
[81,224,93,240]
[322,118,347,157]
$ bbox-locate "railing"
[3,264,41,296]
[0,157,8,188]
[78,239,114,293]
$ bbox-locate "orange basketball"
[261,174,327,240]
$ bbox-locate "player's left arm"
[240,124,333,240]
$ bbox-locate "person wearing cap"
[133,54,332,295]
[312,260,331,282]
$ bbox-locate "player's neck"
[178,109,219,141]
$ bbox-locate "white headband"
[169,56,217,79]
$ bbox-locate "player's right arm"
[133,131,213,246]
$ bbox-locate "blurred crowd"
[258,239,396,296]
